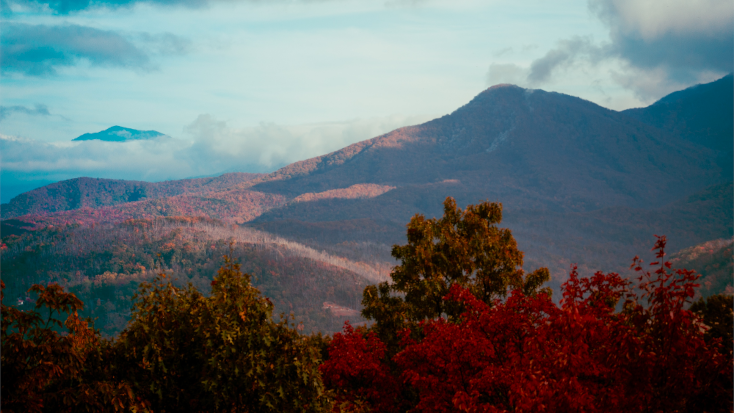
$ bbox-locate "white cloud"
[181,113,434,171]
[1,113,434,186]
[592,0,734,40]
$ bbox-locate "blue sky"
[1,0,732,202]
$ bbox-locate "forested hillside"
[1,172,262,219]
[1,75,732,337]
[3,199,730,412]
[1,217,385,336]
[670,238,734,298]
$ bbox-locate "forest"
[2,197,732,412]
[1,216,386,335]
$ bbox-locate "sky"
[1,0,732,202]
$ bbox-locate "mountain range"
[2,75,732,333]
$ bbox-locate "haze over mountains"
[2,75,732,332]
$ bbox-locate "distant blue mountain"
[73,126,168,142]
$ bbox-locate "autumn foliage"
[1,282,147,412]
[2,197,732,412]
[2,258,329,412]
[320,200,733,412]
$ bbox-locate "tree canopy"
[3,197,732,413]
[321,201,733,412]
[361,197,550,350]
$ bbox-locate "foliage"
[395,242,733,412]
[4,193,732,412]
[1,218,370,336]
[291,184,396,204]
[2,258,332,412]
[1,281,147,413]
[323,213,733,412]
[361,197,550,350]
[110,257,330,412]
[319,323,403,413]
[690,293,733,352]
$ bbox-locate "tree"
[323,198,732,412]
[318,323,403,413]
[1,281,146,413]
[394,236,732,412]
[690,293,733,349]
[323,197,551,411]
[110,257,330,412]
[361,197,550,350]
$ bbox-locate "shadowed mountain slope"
[251,84,722,215]
[623,73,733,178]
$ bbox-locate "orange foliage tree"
[1,281,146,412]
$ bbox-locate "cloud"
[589,0,733,41]
[486,63,527,87]
[608,66,692,101]
[519,0,733,99]
[137,32,192,55]
[0,104,51,121]
[590,0,734,80]
[5,0,332,14]
[0,22,190,76]
[526,36,603,85]
[181,113,433,173]
[0,113,433,188]
[489,37,603,88]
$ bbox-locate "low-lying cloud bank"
[1,113,432,202]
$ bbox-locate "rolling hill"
[1,173,262,219]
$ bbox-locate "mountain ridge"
[2,76,732,335]
[2,76,731,284]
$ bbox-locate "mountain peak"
[73,126,168,142]
[485,83,524,91]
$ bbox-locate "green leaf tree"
[111,257,330,412]
[362,197,550,349]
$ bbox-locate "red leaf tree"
[321,198,733,413]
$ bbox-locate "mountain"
[72,126,168,142]
[249,84,721,213]
[2,76,732,334]
[623,73,733,177]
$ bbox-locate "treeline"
[2,198,732,412]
